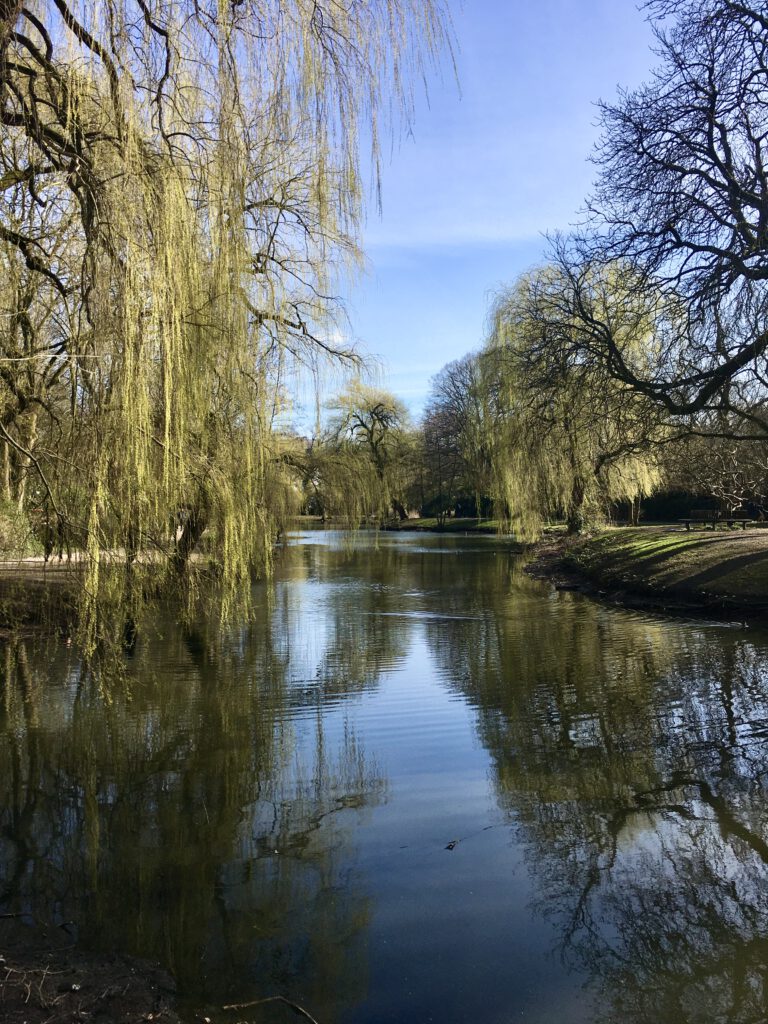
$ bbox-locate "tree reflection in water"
[0,586,392,1018]
[4,532,768,1023]
[423,551,768,1024]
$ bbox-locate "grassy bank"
[560,525,768,615]
[382,517,506,534]
[292,515,507,534]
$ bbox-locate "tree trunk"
[629,495,641,527]
[392,498,408,521]
[566,477,586,535]
[170,504,208,574]
[1,442,10,504]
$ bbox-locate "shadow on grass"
[602,537,716,573]
[676,548,768,590]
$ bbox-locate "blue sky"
[344,0,658,416]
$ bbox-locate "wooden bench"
[680,509,754,531]
[722,510,754,530]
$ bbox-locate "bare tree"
[563,0,768,427]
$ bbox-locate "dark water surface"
[3,530,768,1023]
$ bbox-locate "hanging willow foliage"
[0,0,451,648]
[300,383,414,525]
[483,267,666,539]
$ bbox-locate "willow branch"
[0,419,62,520]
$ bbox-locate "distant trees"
[483,269,665,536]
[661,425,768,514]
[420,400,465,524]
[311,0,768,537]
[306,383,416,522]
[411,266,666,538]
[337,0,768,538]
[420,355,491,521]
[452,0,768,533]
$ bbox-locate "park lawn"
[567,525,768,607]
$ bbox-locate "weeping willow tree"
[305,382,415,523]
[0,0,450,648]
[303,436,384,524]
[484,266,666,538]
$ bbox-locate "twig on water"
[222,995,321,1024]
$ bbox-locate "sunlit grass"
[567,526,768,604]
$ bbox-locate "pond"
[2,529,768,1023]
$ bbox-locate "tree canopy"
[484,268,664,536]
[0,0,450,647]
[565,0,768,428]
[308,382,415,522]
[450,0,768,534]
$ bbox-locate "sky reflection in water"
[2,531,768,1023]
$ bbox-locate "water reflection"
[421,548,768,1024]
[0,613,387,1018]
[2,531,768,1023]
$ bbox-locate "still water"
[3,530,768,1023]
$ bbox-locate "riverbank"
[0,559,79,634]
[381,517,505,534]
[0,918,182,1024]
[529,525,768,617]
[294,515,507,534]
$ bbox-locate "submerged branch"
[222,995,321,1024]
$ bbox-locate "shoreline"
[525,527,768,621]
[380,517,504,535]
[1,527,766,637]
[0,918,182,1024]
[293,515,508,535]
